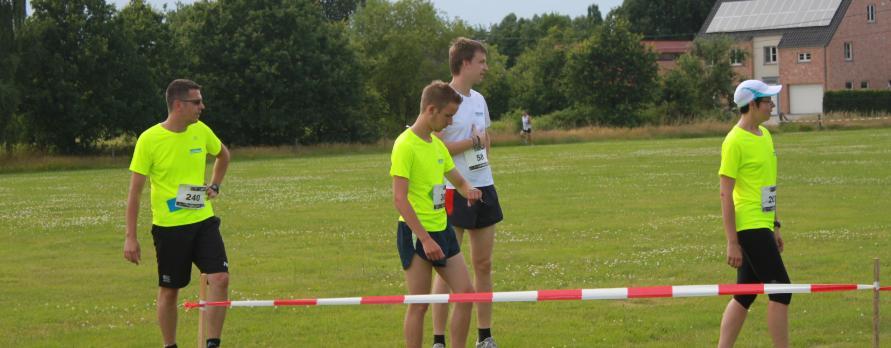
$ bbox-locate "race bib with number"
[432,184,446,210]
[464,145,489,171]
[761,185,777,212]
[176,184,207,209]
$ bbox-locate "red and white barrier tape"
[183,283,884,309]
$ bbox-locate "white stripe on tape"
[318,297,361,305]
[582,288,628,300]
[231,301,274,307]
[672,285,719,297]
[405,294,450,304]
[492,291,538,302]
[764,284,811,294]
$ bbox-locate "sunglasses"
[179,98,203,105]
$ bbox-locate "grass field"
[1,127,890,347]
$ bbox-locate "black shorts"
[522,129,532,133]
[445,185,504,229]
[151,216,229,288]
[734,228,791,308]
[397,222,461,270]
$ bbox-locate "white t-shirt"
[440,88,494,188]
[522,114,531,130]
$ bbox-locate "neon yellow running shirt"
[390,128,455,232]
[130,121,222,227]
[719,125,777,232]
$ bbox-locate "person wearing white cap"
[717,80,791,348]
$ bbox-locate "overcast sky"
[90,0,624,27]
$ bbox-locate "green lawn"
[2,127,890,347]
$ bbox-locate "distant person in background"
[717,80,790,348]
[521,111,533,145]
[124,79,231,348]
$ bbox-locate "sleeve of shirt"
[201,122,223,156]
[390,141,413,179]
[718,138,740,179]
[482,97,492,128]
[440,141,455,174]
[129,132,152,176]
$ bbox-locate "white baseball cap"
[733,80,782,108]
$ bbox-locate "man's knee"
[407,303,429,315]
[207,272,229,288]
[472,257,492,275]
[158,287,179,304]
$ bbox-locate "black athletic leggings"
[734,228,792,308]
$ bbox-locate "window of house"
[764,46,777,64]
[845,81,854,89]
[888,80,891,88]
[867,4,876,23]
[862,81,869,89]
[798,52,812,62]
[730,48,744,66]
[844,42,853,61]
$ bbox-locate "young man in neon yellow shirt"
[392,81,481,348]
[718,80,790,348]
[124,79,231,348]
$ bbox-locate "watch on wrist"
[209,184,220,193]
[773,220,781,228]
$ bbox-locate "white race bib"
[176,184,207,210]
[761,186,777,212]
[464,145,489,171]
[432,184,446,210]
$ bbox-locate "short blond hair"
[420,80,462,111]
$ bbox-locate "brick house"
[699,0,891,115]
[642,40,694,74]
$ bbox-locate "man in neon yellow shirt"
[124,79,231,348]
[718,80,790,348]
[392,81,481,348]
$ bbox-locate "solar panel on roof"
[706,0,842,33]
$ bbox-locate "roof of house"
[642,40,693,54]
[698,0,852,48]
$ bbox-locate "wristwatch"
[773,220,781,228]
[209,184,220,193]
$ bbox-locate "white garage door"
[789,84,824,114]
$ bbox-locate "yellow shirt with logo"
[129,121,222,227]
[390,128,455,232]
[719,125,777,232]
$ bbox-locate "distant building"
[642,40,694,75]
[699,0,891,115]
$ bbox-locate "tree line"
[0,0,727,154]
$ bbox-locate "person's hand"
[206,184,219,199]
[726,241,742,268]
[775,229,784,253]
[420,237,445,261]
[124,236,141,265]
[465,187,482,207]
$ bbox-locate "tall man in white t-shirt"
[431,37,504,348]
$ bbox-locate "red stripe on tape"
[183,302,200,309]
[628,286,673,298]
[810,284,857,292]
[360,295,405,305]
[880,286,891,291]
[274,299,317,306]
[450,292,494,303]
[537,289,582,301]
[719,284,764,295]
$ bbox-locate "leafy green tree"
[319,0,364,21]
[17,0,154,153]
[0,0,26,151]
[564,17,658,126]
[616,0,715,38]
[349,0,472,134]
[118,0,176,134]
[170,0,372,145]
[508,27,573,116]
[660,36,739,122]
